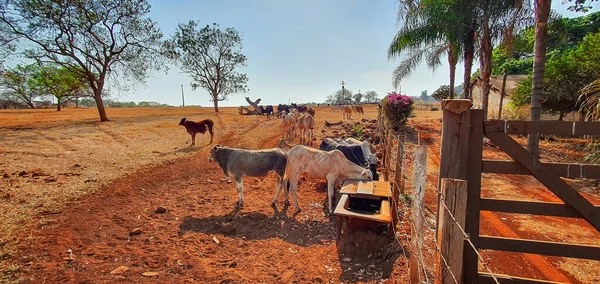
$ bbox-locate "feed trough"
[334,180,392,241]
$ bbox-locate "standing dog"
[179,118,214,145]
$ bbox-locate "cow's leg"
[272,176,284,206]
[325,174,338,214]
[288,176,300,210]
[235,176,244,208]
[191,133,196,146]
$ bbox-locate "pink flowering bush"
[381,92,413,130]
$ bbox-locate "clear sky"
[117,0,600,107]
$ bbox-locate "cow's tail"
[206,119,214,143]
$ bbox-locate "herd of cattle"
[179,104,379,214]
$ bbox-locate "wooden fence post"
[436,178,468,284]
[409,145,427,283]
[385,132,393,181]
[437,99,473,232]
[394,135,405,194]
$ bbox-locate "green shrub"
[381,93,414,131]
[351,125,364,140]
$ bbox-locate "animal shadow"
[336,221,402,282]
[156,143,209,157]
[178,209,333,247]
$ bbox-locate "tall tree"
[0,64,38,108]
[475,0,532,119]
[527,0,552,158]
[167,21,248,113]
[30,65,88,111]
[420,90,429,101]
[353,92,363,104]
[326,88,354,105]
[0,0,165,121]
[364,91,379,103]
[389,0,463,99]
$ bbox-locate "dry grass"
[0,107,261,260]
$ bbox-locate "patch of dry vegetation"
[0,107,257,264]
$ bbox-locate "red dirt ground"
[5,108,408,283]
[3,107,599,283]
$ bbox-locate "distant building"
[470,75,527,119]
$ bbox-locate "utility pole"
[341,81,346,105]
[180,85,185,107]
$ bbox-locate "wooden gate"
[438,99,600,283]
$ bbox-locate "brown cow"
[308,107,316,117]
[343,105,352,119]
[179,118,214,145]
[353,105,364,114]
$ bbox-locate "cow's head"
[361,169,373,181]
[179,118,187,126]
[208,144,223,162]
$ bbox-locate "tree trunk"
[558,112,564,121]
[56,97,62,111]
[213,97,219,113]
[75,97,79,108]
[499,71,508,119]
[462,23,475,99]
[448,48,457,99]
[245,97,262,113]
[93,89,109,122]
[479,12,492,119]
[527,0,551,158]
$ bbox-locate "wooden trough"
[334,180,393,241]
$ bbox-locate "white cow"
[272,145,373,213]
[296,113,315,144]
[281,112,296,140]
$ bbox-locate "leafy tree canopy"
[511,31,600,116]
[166,21,248,112]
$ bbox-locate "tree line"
[0,0,248,119]
[325,89,380,105]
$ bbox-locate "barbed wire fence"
[377,108,501,284]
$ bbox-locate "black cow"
[277,104,292,116]
[259,105,274,118]
[296,105,308,113]
[319,138,379,180]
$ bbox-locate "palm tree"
[388,1,463,98]
[474,0,531,119]
[578,78,600,121]
[527,0,552,158]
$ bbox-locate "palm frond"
[578,78,600,121]
[426,43,449,71]
[391,48,430,89]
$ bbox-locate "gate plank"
[463,109,485,284]
[480,198,600,218]
[484,131,600,231]
[479,235,600,260]
[482,160,600,179]
[486,120,600,136]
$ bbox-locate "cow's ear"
[212,145,220,152]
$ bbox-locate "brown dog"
[179,118,214,145]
